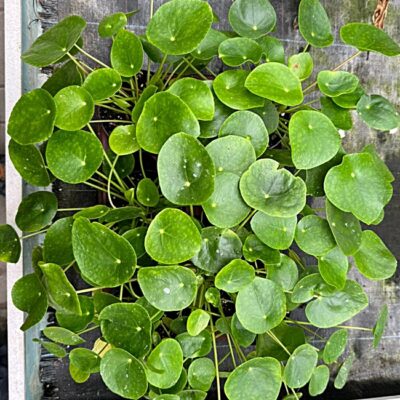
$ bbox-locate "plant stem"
[286,319,372,332]
[93,173,125,193]
[183,57,208,80]
[74,44,110,68]
[66,53,89,74]
[58,207,84,212]
[286,98,321,113]
[107,155,119,209]
[146,0,155,84]
[162,60,186,89]
[84,181,126,201]
[90,120,132,124]
[20,229,48,240]
[139,149,147,178]
[267,331,291,356]
[78,325,99,335]
[63,261,75,273]
[96,103,131,115]
[103,150,129,191]
[237,209,257,230]
[226,334,237,368]
[76,286,108,294]
[208,305,221,400]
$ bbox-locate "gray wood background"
[34,0,400,399]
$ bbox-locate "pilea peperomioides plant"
[2,0,400,399]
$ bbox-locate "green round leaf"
[138,266,198,311]
[206,135,256,175]
[56,295,94,332]
[16,191,57,232]
[289,110,341,170]
[100,303,151,357]
[288,52,313,81]
[240,159,306,217]
[251,212,297,250]
[203,172,250,229]
[267,254,299,291]
[219,111,268,157]
[243,234,281,265]
[123,227,147,259]
[228,0,276,39]
[83,68,122,101]
[324,152,393,224]
[93,291,120,315]
[236,277,286,334]
[323,329,348,364]
[176,331,212,358]
[168,78,215,121]
[147,339,183,389]
[306,280,368,328]
[254,100,279,134]
[191,29,228,60]
[100,348,148,400]
[8,89,56,145]
[200,96,232,139]
[231,313,256,347]
[158,133,215,205]
[215,259,255,293]
[69,348,100,384]
[8,140,51,186]
[145,208,201,264]
[291,273,335,303]
[46,129,103,184]
[219,37,262,67]
[0,224,21,263]
[98,12,127,38]
[192,227,242,274]
[111,30,143,77]
[72,217,136,287]
[11,273,47,330]
[309,365,330,396]
[258,36,285,63]
[213,70,265,111]
[284,344,318,389]
[21,16,86,67]
[188,358,215,391]
[332,83,365,109]
[357,94,400,131]
[42,61,83,96]
[43,326,84,345]
[54,86,94,131]
[340,23,400,56]
[373,304,388,348]
[298,0,333,48]
[137,92,200,154]
[317,70,359,97]
[353,230,397,280]
[187,310,210,337]
[136,178,159,207]
[43,217,74,266]
[295,215,336,256]
[146,0,213,55]
[131,84,158,123]
[109,124,139,156]
[318,246,349,289]
[225,357,282,400]
[74,205,110,220]
[245,63,303,106]
[320,96,353,130]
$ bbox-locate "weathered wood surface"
[34,0,400,399]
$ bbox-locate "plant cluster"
[1,0,399,399]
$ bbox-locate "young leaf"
[218,37,262,67]
[215,259,255,293]
[11,273,48,330]
[109,124,139,156]
[334,353,355,389]
[225,357,282,400]
[146,339,183,389]
[0,224,21,263]
[138,266,198,311]
[157,133,215,206]
[7,89,56,145]
[318,246,349,289]
[145,208,202,264]
[82,68,122,101]
[323,329,348,364]
[288,52,313,81]
[98,12,127,38]
[100,348,148,400]
[15,191,57,232]
[317,71,359,97]
[136,178,159,207]
[245,63,303,106]
[72,217,136,287]
[298,0,333,48]
[176,331,212,358]
[99,303,152,357]
[267,254,299,291]
[21,15,86,66]
[69,348,100,383]
[353,230,397,280]
[240,159,307,217]
[213,70,265,111]
[309,365,330,396]
[218,111,269,157]
[146,0,213,55]
[236,277,286,333]
[136,92,200,154]
[373,304,389,348]
[188,358,215,391]
[43,326,84,345]
[187,310,210,337]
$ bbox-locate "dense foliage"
[2,0,400,399]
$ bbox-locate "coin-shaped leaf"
[324,152,393,224]
[219,37,262,67]
[291,273,335,303]
[236,277,286,333]
[69,348,100,384]
[8,89,56,145]
[188,358,215,391]
[323,329,348,364]
[21,15,86,66]
[136,178,159,207]
[83,68,122,101]
[219,111,268,157]
[145,208,201,264]
[225,357,282,400]
[298,0,333,47]
[318,246,348,289]
[42,61,83,96]
[373,304,388,348]
[320,97,353,130]
[215,259,255,293]
[100,348,148,400]
[137,92,200,154]
[98,12,127,38]
[176,331,212,358]
[332,83,364,109]
[288,52,313,81]
[131,84,158,123]
[245,63,303,106]
[109,124,139,156]
[56,295,94,332]
[228,0,276,39]
[340,23,400,56]
[258,36,285,63]
[74,205,110,220]
[317,71,359,97]
[72,217,136,287]
[158,133,215,205]
[122,227,147,259]
[267,254,299,291]
[187,310,210,338]
[309,365,330,396]
[231,313,256,347]
[240,159,306,217]
[289,110,341,170]
[138,266,198,311]
[243,234,281,265]
[306,280,368,328]
[192,29,228,60]
[0,224,21,263]
[146,339,183,389]
[200,97,232,139]
[16,191,57,232]
[213,70,264,111]
[146,0,213,55]
[99,303,151,357]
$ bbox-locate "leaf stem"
[237,209,257,230]
[74,44,110,69]
[66,52,90,74]
[139,149,147,178]
[96,103,131,115]
[208,305,222,400]
[20,229,48,240]
[267,331,291,356]
[58,207,84,212]
[183,57,208,80]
